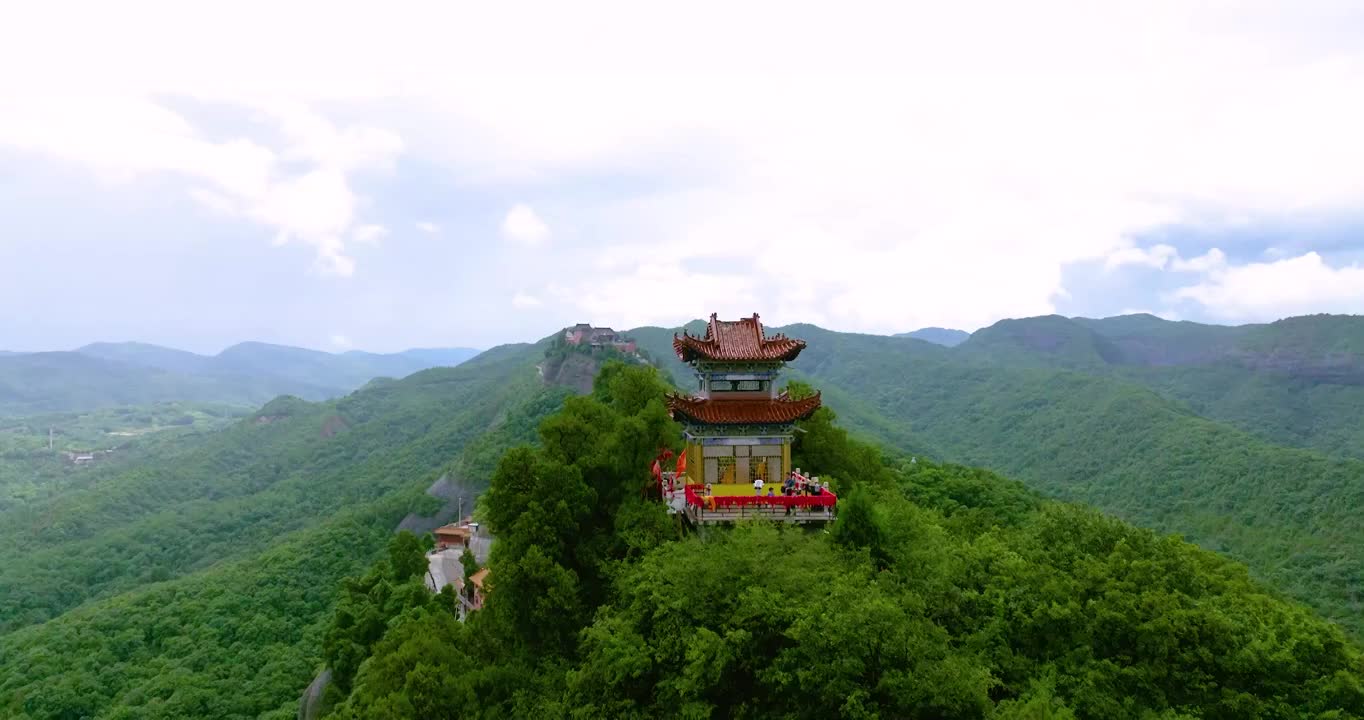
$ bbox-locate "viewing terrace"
[663,471,837,525]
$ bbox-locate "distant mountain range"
[956,313,1364,459]
[0,341,481,415]
[894,327,971,346]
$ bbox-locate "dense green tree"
[388,531,429,581]
[322,533,450,694]
[460,547,479,584]
[830,485,890,569]
[329,609,474,720]
[591,360,672,416]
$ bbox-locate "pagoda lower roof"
[666,392,822,425]
[674,313,806,363]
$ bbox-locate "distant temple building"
[564,323,637,354]
[667,313,821,488]
[432,523,472,552]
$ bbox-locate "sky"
[2,0,1364,353]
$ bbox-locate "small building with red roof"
[432,523,473,551]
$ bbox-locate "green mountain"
[214,342,422,389]
[78,341,218,374]
[963,312,1364,378]
[0,342,482,416]
[86,340,483,391]
[631,319,1364,636]
[957,314,1128,368]
[958,313,1364,458]
[0,340,565,718]
[895,326,971,346]
[0,352,276,416]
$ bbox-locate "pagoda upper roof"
[673,313,806,363]
[666,391,822,425]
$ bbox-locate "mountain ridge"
[966,312,1364,376]
[894,326,970,346]
[0,341,482,416]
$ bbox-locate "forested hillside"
[310,363,1364,718]
[960,313,1364,458]
[0,341,480,416]
[631,320,1364,636]
[0,402,247,513]
[0,341,562,718]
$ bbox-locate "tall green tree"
[830,485,891,569]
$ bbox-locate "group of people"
[691,469,832,512]
[751,468,829,497]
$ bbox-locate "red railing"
[684,483,836,510]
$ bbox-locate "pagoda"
[667,313,822,489]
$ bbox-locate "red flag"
[675,449,687,482]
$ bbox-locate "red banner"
[684,484,836,509]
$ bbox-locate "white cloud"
[1170,252,1364,320]
[511,291,542,308]
[352,224,388,245]
[1106,244,1178,271]
[1106,245,1228,273]
[416,221,439,234]
[500,203,550,246]
[2,1,1364,331]
[546,260,762,331]
[1171,248,1227,273]
[329,333,353,349]
[0,95,399,276]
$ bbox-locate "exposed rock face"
[394,475,476,534]
[319,414,349,439]
[298,668,332,720]
[426,547,465,592]
[539,352,600,394]
[1227,350,1364,384]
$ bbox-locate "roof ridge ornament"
[672,311,807,363]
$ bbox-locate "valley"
[0,342,481,416]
